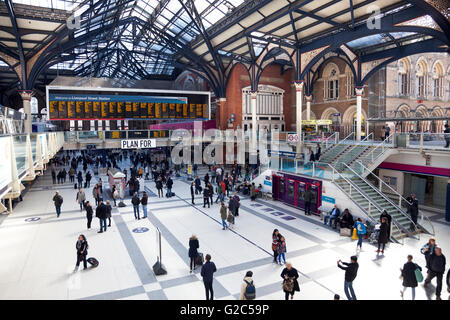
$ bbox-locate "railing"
[355,160,435,237]
[328,163,405,244]
[358,132,394,164]
[342,162,419,240]
[396,132,450,151]
[334,133,373,170]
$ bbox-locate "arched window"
[432,62,444,98]
[345,65,355,97]
[415,59,427,98]
[398,58,410,96]
[322,63,340,100]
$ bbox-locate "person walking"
[92,184,100,206]
[304,187,313,215]
[220,202,228,230]
[85,171,92,188]
[190,181,195,205]
[131,192,141,220]
[277,236,287,265]
[77,171,83,188]
[421,237,437,272]
[74,235,88,272]
[200,254,217,300]
[424,247,446,300]
[69,167,76,183]
[105,200,112,227]
[203,186,210,208]
[53,191,63,218]
[194,176,201,195]
[240,271,255,300]
[281,262,300,300]
[85,201,93,229]
[337,256,359,300]
[96,201,107,233]
[376,217,389,254]
[156,177,163,198]
[188,235,199,273]
[272,229,281,263]
[76,188,86,211]
[354,218,367,252]
[400,255,421,300]
[406,194,419,231]
[141,191,148,218]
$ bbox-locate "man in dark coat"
[200,254,217,300]
[190,182,195,205]
[338,256,359,300]
[96,201,107,233]
[304,188,313,215]
[85,201,93,229]
[105,200,112,227]
[131,192,141,220]
[406,194,419,231]
[203,187,210,208]
[400,255,421,300]
[53,191,63,217]
[424,247,446,300]
[377,217,390,253]
[379,210,392,239]
[194,176,201,195]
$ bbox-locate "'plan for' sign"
[121,139,156,149]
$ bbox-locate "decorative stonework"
[395,16,442,32]
[425,0,449,20]
[300,45,330,74]
[361,57,393,81]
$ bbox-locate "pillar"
[355,87,364,141]
[250,90,258,157]
[305,94,312,121]
[217,98,227,130]
[294,81,304,157]
[19,90,33,134]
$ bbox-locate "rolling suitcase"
[195,252,204,266]
[87,257,99,268]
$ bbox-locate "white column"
[20,90,33,134]
[305,94,312,121]
[250,90,258,156]
[295,81,304,157]
[355,87,364,141]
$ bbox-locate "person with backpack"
[240,271,255,300]
[141,191,148,218]
[53,191,63,218]
[400,255,422,300]
[337,255,359,300]
[277,236,287,265]
[200,254,217,300]
[74,234,88,272]
[85,201,93,229]
[189,235,200,273]
[354,218,367,252]
[131,192,141,220]
[220,202,228,230]
[281,262,300,300]
[76,188,86,211]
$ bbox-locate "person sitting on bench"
[336,209,354,229]
[323,204,340,228]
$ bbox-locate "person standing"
[354,218,367,251]
[51,168,57,184]
[421,237,437,272]
[131,192,141,220]
[85,201,93,229]
[400,255,421,300]
[76,188,86,211]
[166,176,173,197]
[376,217,389,254]
[85,171,92,188]
[188,235,199,273]
[156,177,163,198]
[281,262,300,300]
[240,271,255,300]
[220,202,228,230]
[379,210,392,239]
[233,192,240,217]
[406,194,419,231]
[315,144,321,161]
[250,183,256,201]
[385,124,391,141]
[200,254,217,300]
[227,211,234,229]
[194,176,201,195]
[337,256,359,300]
[96,201,107,233]
[190,181,195,205]
[77,171,83,188]
[53,191,63,218]
[92,184,100,206]
[141,191,148,219]
[69,167,76,183]
[277,236,287,265]
[304,187,313,216]
[105,200,112,227]
[272,229,281,263]
[74,235,88,272]
[208,183,214,206]
[444,124,450,148]
[112,187,119,207]
[424,247,446,300]
[203,186,210,208]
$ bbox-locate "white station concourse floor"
[0,161,449,300]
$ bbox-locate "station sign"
[121,139,156,149]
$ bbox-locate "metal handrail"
[342,163,420,239]
[333,133,374,169]
[320,132,354,160]
[328,163,405,244]
[360,132,394,164]
[355,160,435,236]
[324,132,339,150]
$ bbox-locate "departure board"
[48,93,209,120]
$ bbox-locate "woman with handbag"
[400,255,422,300]
[281,262,300,300]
